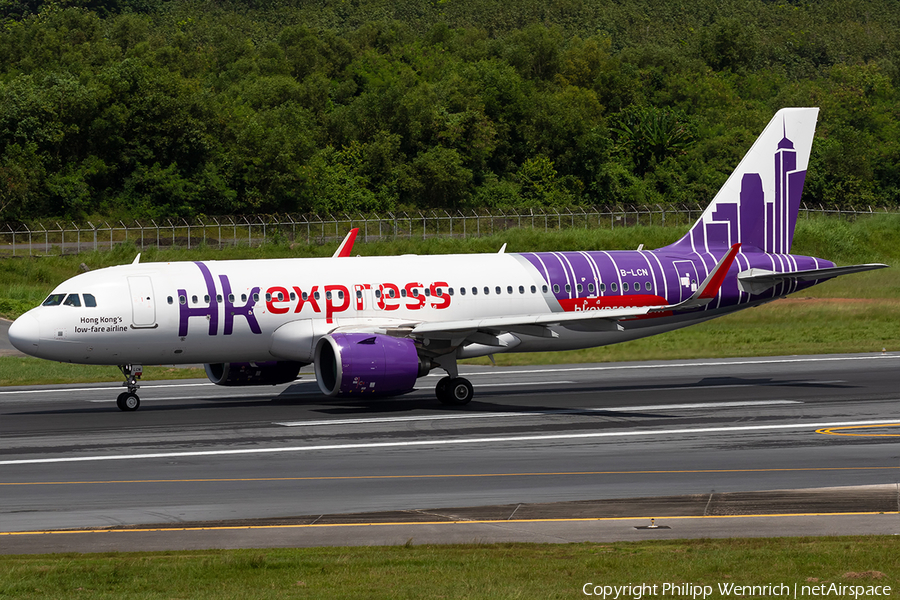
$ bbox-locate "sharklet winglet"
[333,228,359,258]
[652,243,741,312]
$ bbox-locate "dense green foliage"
[1,0,899,221]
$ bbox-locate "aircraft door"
[672,261,699,302]
[128,276,157,328]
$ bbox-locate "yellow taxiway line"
[816,423,900,437]
[3,511,898,536]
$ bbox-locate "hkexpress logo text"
[177,262,451,337]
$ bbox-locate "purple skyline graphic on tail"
[670,119,807,254]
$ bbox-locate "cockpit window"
[63,294,82,307]
[83,294,97,307]
[42,294,66,306]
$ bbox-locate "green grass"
[1,538,896,599]
[0,358,205,386]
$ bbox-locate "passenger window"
[542,285,548,293]
[229,294,236,303]
[611,282,618,292]
[507,286,513,294]
[265,293,272,302]
[576,284,583,293]
[401,289,407,297]
[276,292,284,302]
[460,287,466,296]
[600,283,606,293]
[289,293,295,301]
[449,288,454,296]
[565,284,571,293]
[356,290,362,299]
[412,289,419,297]
[326,291,332,300]
[192,295,198,304]
[588,283,595,293]
[216,294,223,303]
[42,294,65,306]
[253,293,259,302]
[435,288,441,296]
[314,291,320,300]
[338,290,344,300]
[84,294,97,307]
[623,282,629,292]
[375,289,381,298]
[241,294,247,302]
[302,292,308,300]
[553,284,559,293]
[167,296,173,305]
[63,294,81,307]
[633,282,639,291]
[531,285,536,293]
[496,286,501,295]
[179,295,186,305]
[388,289,395,298]
[471,287,477,295]
[484,287,490,295]
[424,288,430,296]
[645,282,652,291]
[204,295,210,303]
[519,285,524,294]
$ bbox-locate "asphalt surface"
[0,318,24,356]
[2,353,900,553]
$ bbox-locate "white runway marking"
[438,354,900,378]
[8,414,887,467]
[274,400,802,427]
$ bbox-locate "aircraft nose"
[8,313,40,354]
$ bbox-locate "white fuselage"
[11,251,740,366]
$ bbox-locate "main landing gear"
[116,364,142,411]
[435,376,474,405]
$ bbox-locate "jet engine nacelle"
[314,333,429,397]
[205,361,304,386]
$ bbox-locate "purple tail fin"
[666,108,819,254]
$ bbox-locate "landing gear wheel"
[435,376,452,402]
[116,392,140,412]
[437,377,473,406]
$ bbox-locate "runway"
[2,353,900,553]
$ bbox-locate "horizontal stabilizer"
[737,263,888,295]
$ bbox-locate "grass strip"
[0,360,205,386]
[0,538,896,599]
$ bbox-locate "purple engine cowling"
[205,361,304,386]
[314,333,429,397]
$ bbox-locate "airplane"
[7,107,888,411]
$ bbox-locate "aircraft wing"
[737,263,888,295]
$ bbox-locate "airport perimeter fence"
[0,203,894,257]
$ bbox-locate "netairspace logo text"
[581,582,893,599]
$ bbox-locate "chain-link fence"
[0,204,894,256]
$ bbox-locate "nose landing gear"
[116,364,142,411]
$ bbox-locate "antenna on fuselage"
[498,243,507,254]
[132,253,141,264]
